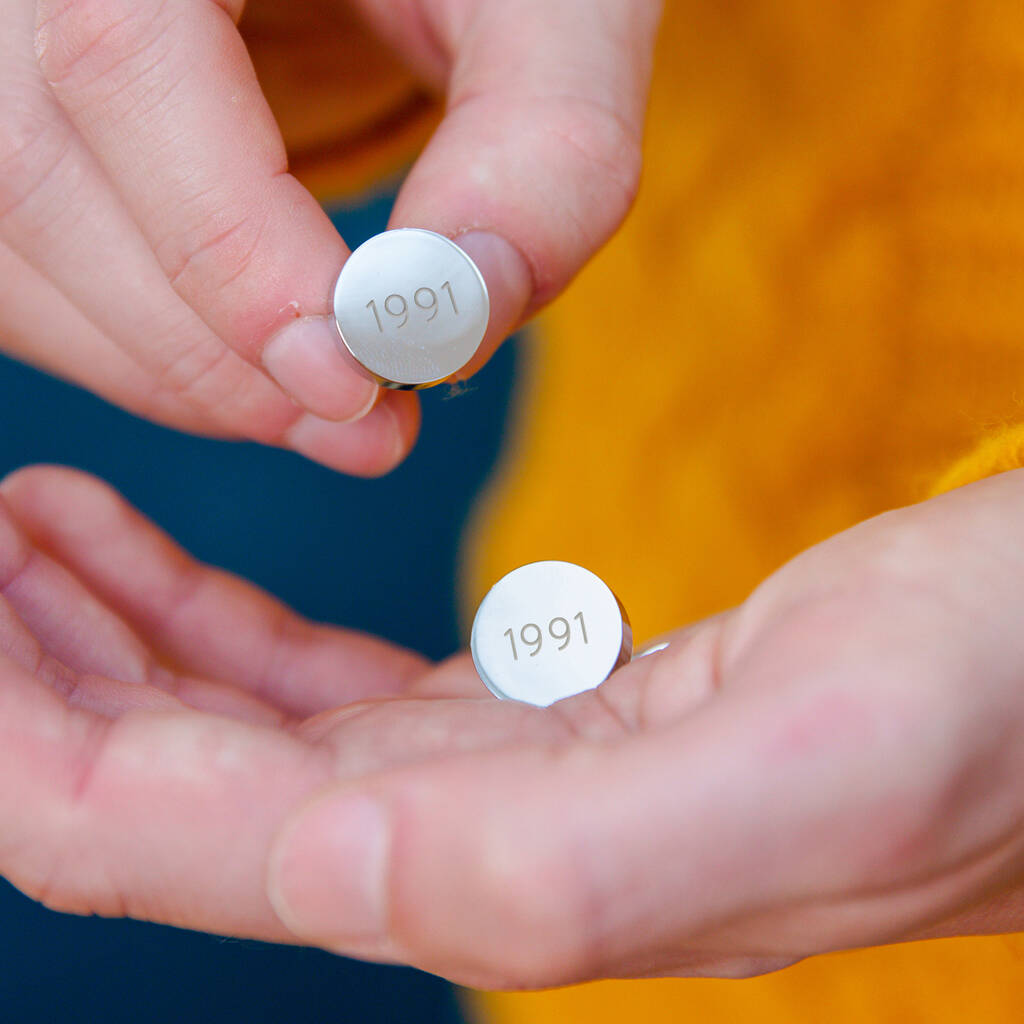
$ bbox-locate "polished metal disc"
[332,229,489,389]
[471,561,632,707]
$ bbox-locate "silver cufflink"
[332,229,490,389]
[471,561,632,707]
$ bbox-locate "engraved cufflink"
[471,561,633,707]
[332,229,490,389]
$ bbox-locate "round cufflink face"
[333,229,489,389]
[471,561,632,707]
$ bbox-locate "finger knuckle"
[152,333,297,443]
[1,716,126,919]
[0,102,72,223]
[152,334,237,403]
[36,0,168,94]
[162,209,268,297]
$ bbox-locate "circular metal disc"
[333,229,489,389]
[471,561,632,707]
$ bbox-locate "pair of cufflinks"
[334,231,634,706]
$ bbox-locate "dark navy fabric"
[0,189,521,1022]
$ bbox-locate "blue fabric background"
[0,190,521,1022]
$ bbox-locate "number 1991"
[366,281,458,332]
[504,612,588,661]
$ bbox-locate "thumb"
[380,0,662,370]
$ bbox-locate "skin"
[2,464,1024,989]
[0,0,661,475]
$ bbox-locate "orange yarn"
[243,2,440,202]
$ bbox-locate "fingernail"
[268,793,389,945]
[454,232,533,372]
[262,316,378,422]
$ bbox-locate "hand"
[0,0,660,474]
[261,469,1024,988]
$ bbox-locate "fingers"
[0,480,286,724]
[0,651,325,936]
[302,612,725,770]
[0,240,225,436]
[376,0,662,367]
[0,14,283,446]
[1,466,429,716]
[595,615,727,727]
[1,1,414,476]
[34,0,380,424]
[298,694,570,769]
[400,651,492,699]
[8,0,658,449]
[42,664,284,728]
[0,485,151,685]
